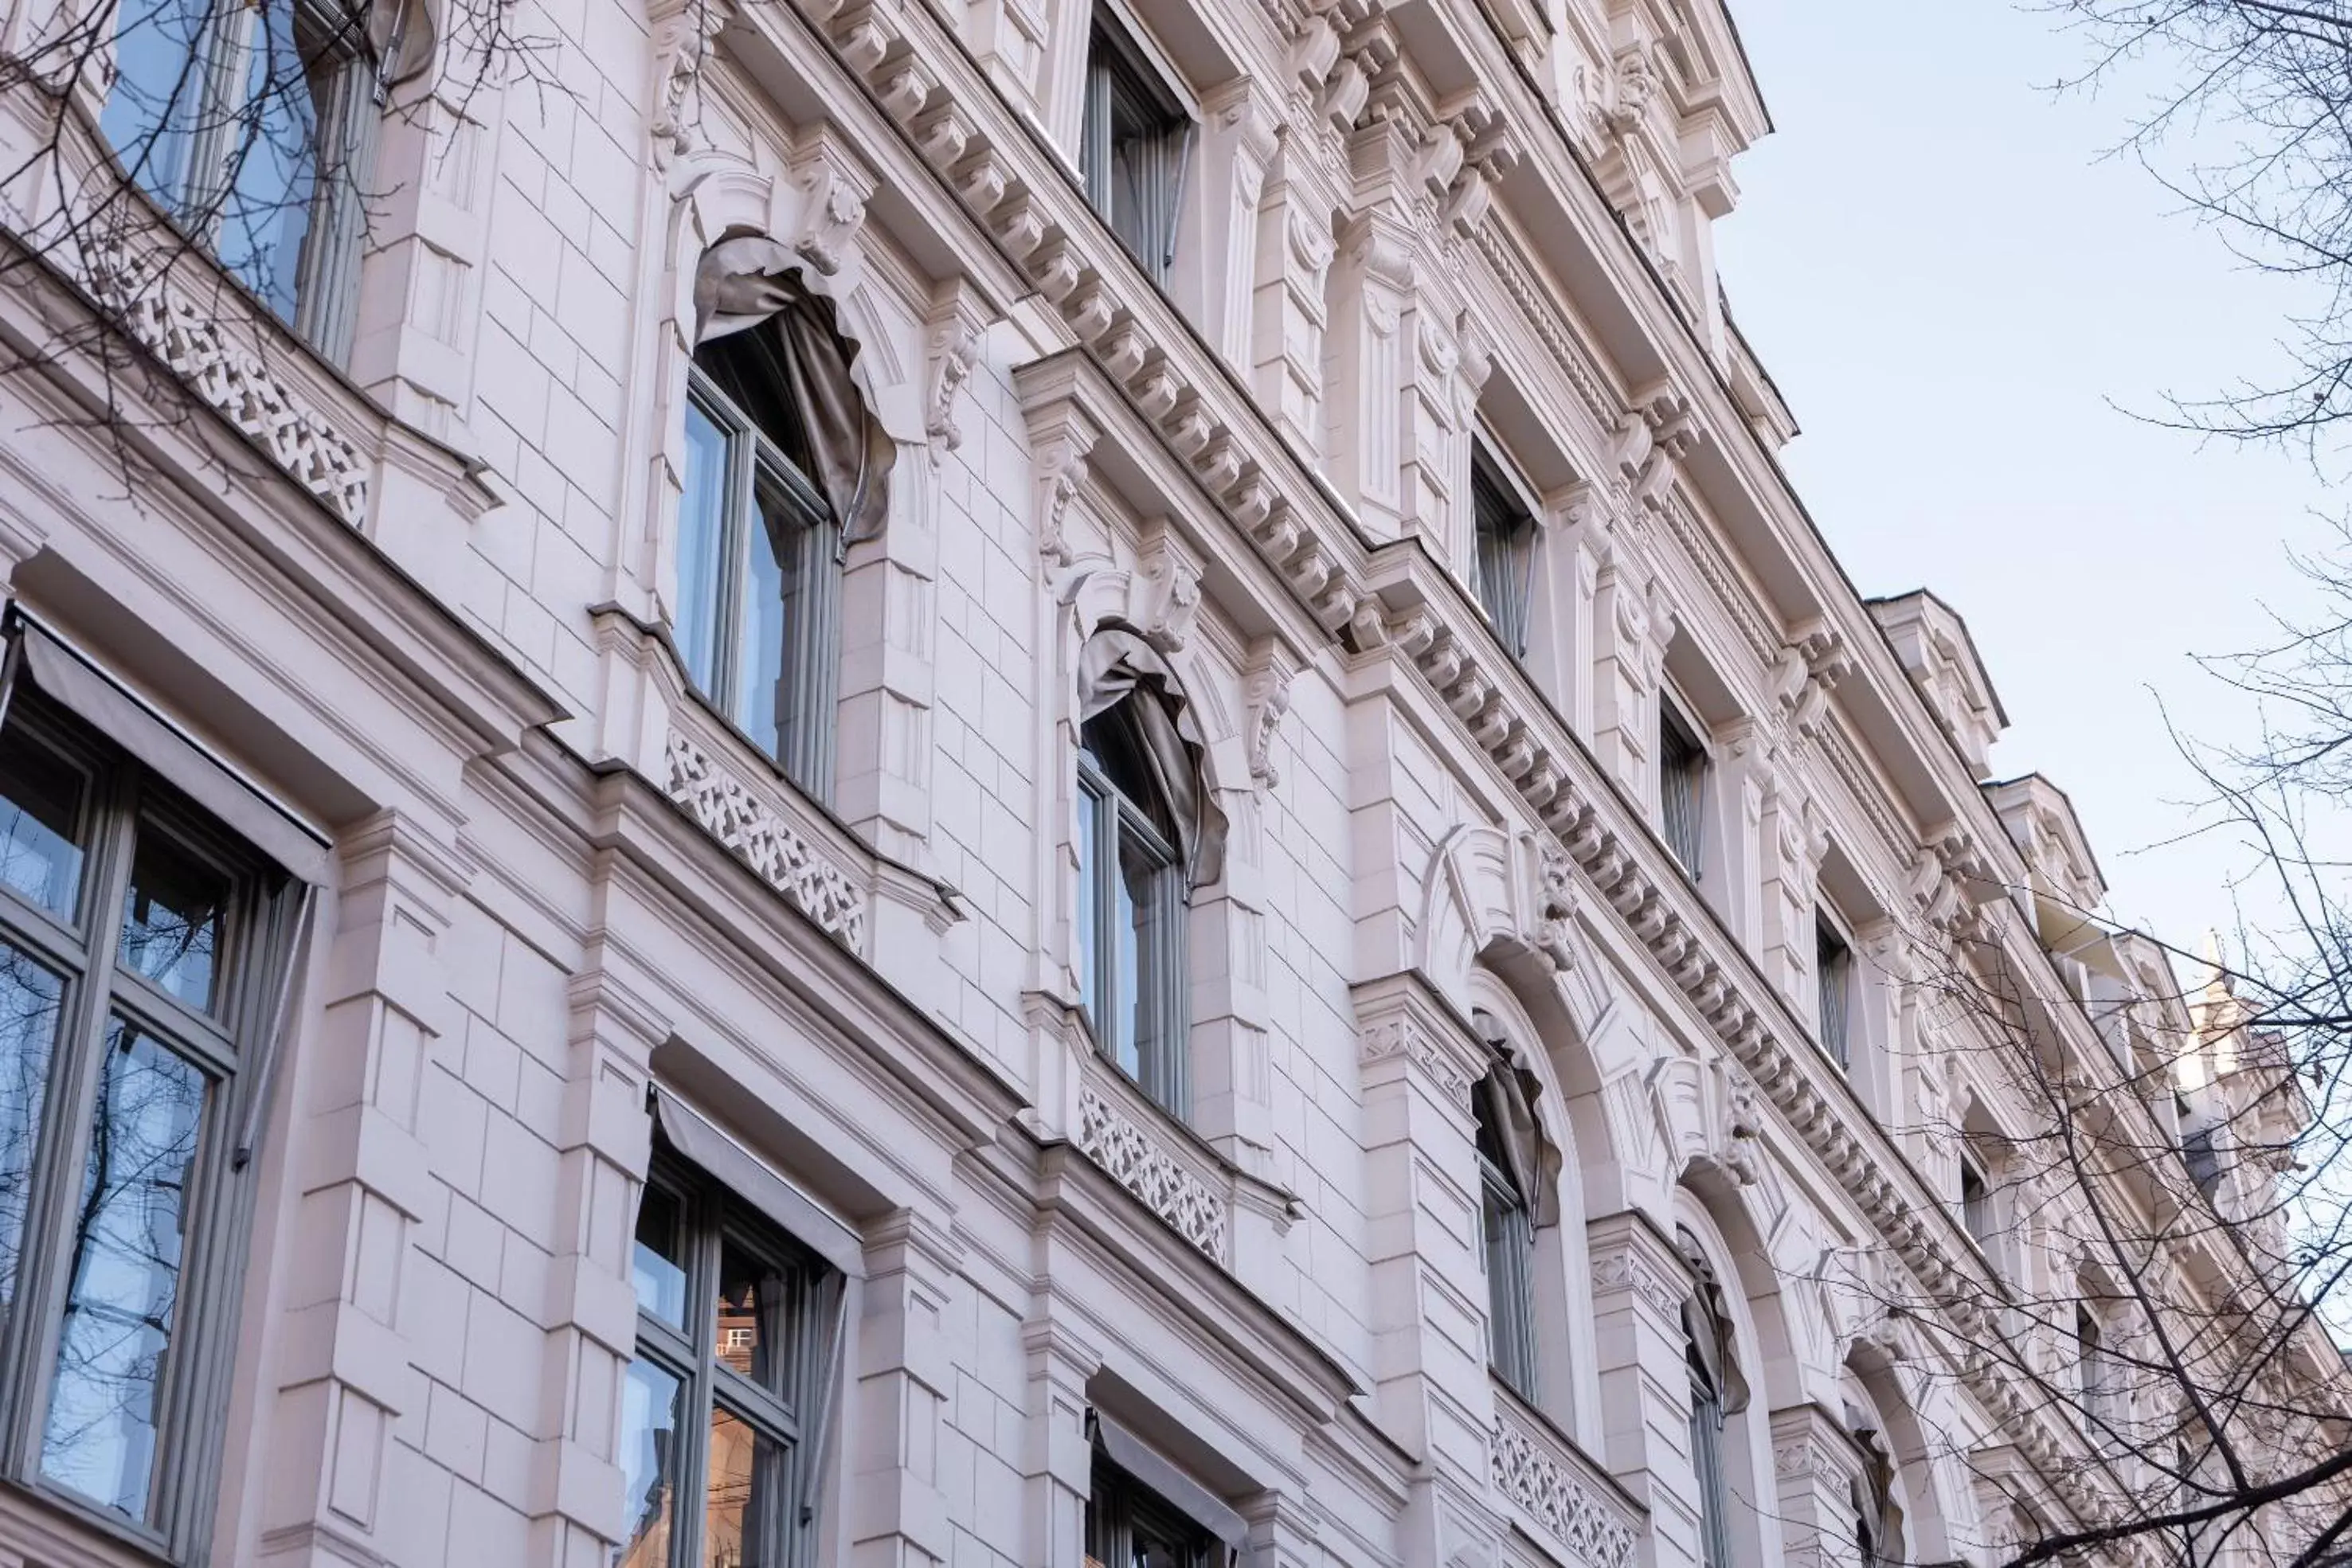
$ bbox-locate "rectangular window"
[1077,706,1189,1123]
[1815,917,1853,1068]
[1473,1068,1538,1402]
[1659,701,1708,877]
[1687,1359,1732,1568]
[676,331,843,804]
[1959,1155,1994,1248]
[622,1145,847,1568]
[0,683,304,1556]
[1472,444,1539,659]
[1081,13,1192,287]
[2076,1306,2106,1420]
[100,0,378,360]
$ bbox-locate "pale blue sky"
[1711,0,2335,953]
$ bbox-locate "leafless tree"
[2045,0,2352,452]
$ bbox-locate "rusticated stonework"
[1491,1419,1640,1568]
[1075,1085,1228,1264]
[80,238,370,525]
[664,729,868,948]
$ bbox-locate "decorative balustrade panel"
[1075,1081,1229,1265]
[664,728,870,950]
[1491,1398,1641,1568]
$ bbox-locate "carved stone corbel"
[650,0,732,162]
[1243,647,1294,792]
[786,125,876,277]
[923,280,990,458]
[1137,536,1203,652]
[1027,404,1100,569]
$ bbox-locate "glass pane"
[0,726,89,918]
[119,819,231,1013]
[677,401,732,697]
[715,1238,790,1398]
[1104,832,1139,1081]
[0,944,64,1324]
[41,1019,208,1523]
[213,0,323,323]
[732,473,803,764]
[705,1406,789,1568]
[632,1181,689,1329]
[1117,831,1175,1094]
[1074,784,1102,1026]
[615,1357,682,1568]
[99,0,210,205]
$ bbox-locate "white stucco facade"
[0,0,2324,1564]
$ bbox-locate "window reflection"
[676,400,731,696]
[119,822,228,1013]
[716,1241,786,1394]
[0,731,87,918]
[41,1019,205,1523]
[704,1406,787,1568]
[0,943,62,1327]
[616,1358,682,1568]
[633,1182,690,1329]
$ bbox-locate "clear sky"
[1710,0,2338,955]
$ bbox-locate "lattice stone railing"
[1491,1397,1641,1568]
[663,728,868,949]
[1074,1082,1229,1265]
[78,236,370,524]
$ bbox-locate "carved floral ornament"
[1490,1417,1640,1568]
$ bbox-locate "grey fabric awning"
[650,1088,865,1278]
[1090,1410,1249,1550]
[5,612,330,882]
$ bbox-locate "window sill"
[0,1476,183,1568]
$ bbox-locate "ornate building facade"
[0,0,2324,1563]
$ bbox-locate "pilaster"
[1352,976,1493,1479]
[1769,1404,1868,1568]
[853,1210,961,1567]
[1021,1312,1102,1568]
[1250,160,1338,466]
[1321,210,1415,542]
[255,813,466,1568]
[1180,80,1282,373]
[1587,1209,1703,1566]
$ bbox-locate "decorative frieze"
[663,729,869,949]
[80,237,369,525]
[1075,1085,1229,1264]
[1358,1015,1473,1110]
[1490,1410,1640,1568]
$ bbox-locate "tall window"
[0,684,304,1551]
[622,1148,844,1568]
[677,327,843,801]
[1659,699,1708,876]
[1081,13,1192,287]
[1472,444,1538,659]
[2076,1304,2106,1421]
[1475,1068,1538,1400]
[1681,1230,1746,1568]
[1075,701,1188,1119]
[1959,1154,1994,1249]
[1815,916,1853,1068]
[100,0,377,358]
[2178,1094,2222,1196]
[1686,1329,1732,1568]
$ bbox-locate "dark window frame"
[1658,697,1708,878]
[97,0,381,361]
[1815,913,1854,1069]
[675,334,843,804]
[1686,1328,1733,1568]
[1087,1452,1220,1568]
[621,1145,843,1568]
[1959,1152,1994,1249]
[1471,440,1540,660]
[1079,9,1194,287]
[1473,1072,1539,1402]
[0,690,296,1562]
[1075,702,1190,1121]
